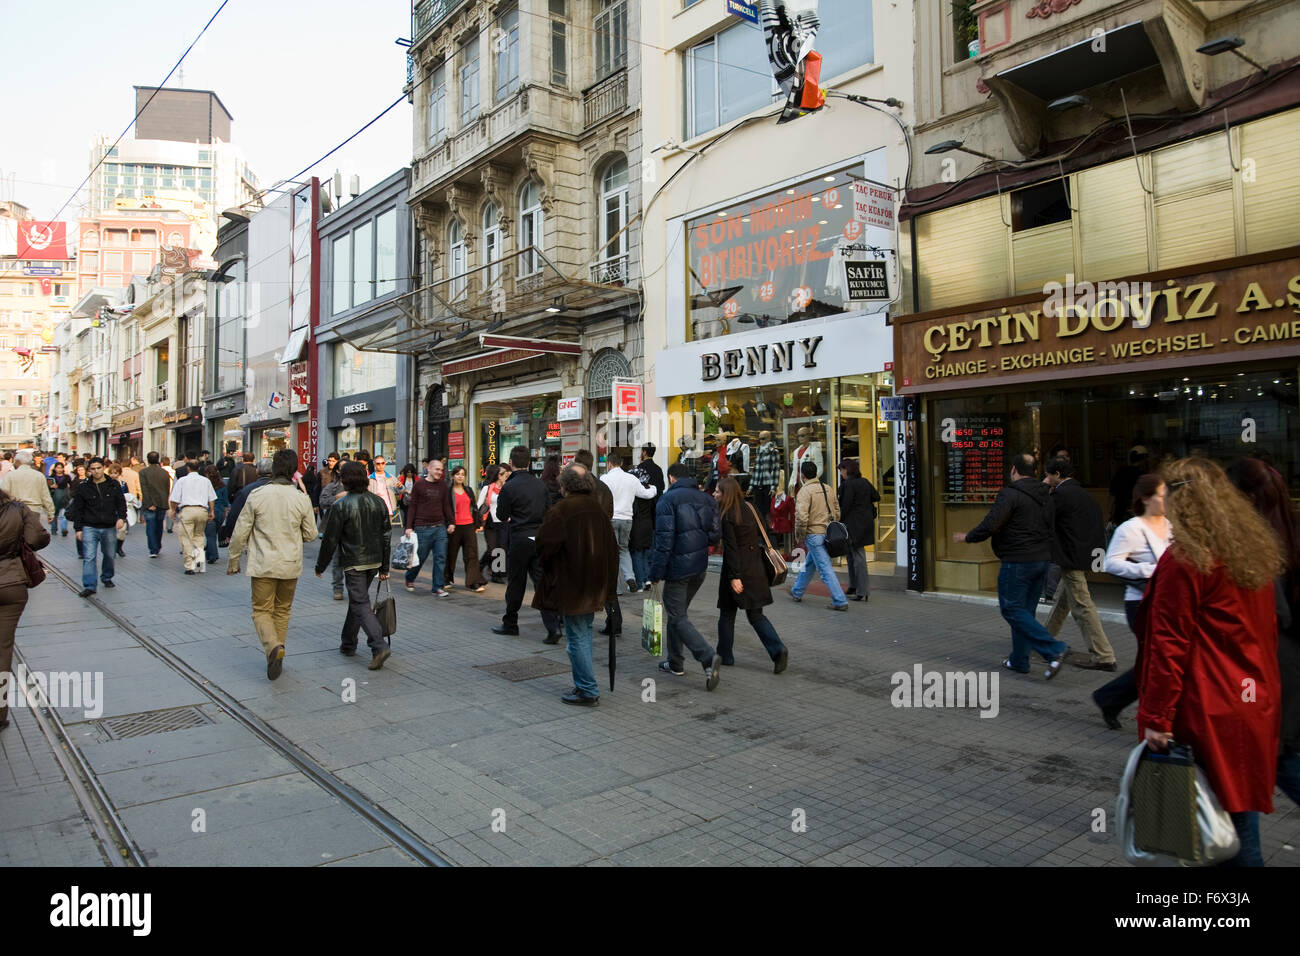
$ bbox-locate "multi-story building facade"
[894,0,1300,595]
[641,0,915,565]
[1,201,74,450]
[75,201,216,297]
[368,0,642,477]
[203,211,250,457]
[317,169,416,465]
[87,87,260,222]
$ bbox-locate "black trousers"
[751,486,772,529]
[502,535,562,634]
[1094,600,1142,714]
[342,569,386,654]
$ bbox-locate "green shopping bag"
[641,584,663,657]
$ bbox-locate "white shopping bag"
[193,547,206,574]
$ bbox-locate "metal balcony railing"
[583,68,627,128]
[590,254,631,286]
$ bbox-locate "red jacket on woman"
[1137,551,1281,813]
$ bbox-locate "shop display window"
[929,366,1300,592]
[475,394,561,480]
[665,373,895,556]
[334,422,397,464]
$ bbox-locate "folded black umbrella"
[609,628,616,691]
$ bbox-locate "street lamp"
[1196,35,1267,74]
[923,139,1000,161]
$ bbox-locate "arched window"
[448,220,467,300]
[597,156,629,283]
[519,181,543,276]
[482,204,502,288]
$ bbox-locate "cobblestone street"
[3,532,1297,867]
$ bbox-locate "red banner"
[17,221,69,260]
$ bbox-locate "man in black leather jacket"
[316,461,394,669]
[953,452,1070,678]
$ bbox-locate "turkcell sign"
[724,0,759,24]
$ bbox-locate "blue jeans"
[1223,812,1263,867]
[143,508,165,555]
[405,525,447,591]
[630,549,651,589]
[205,520,219,564]
[564,613,598,698]
[791,534,847,606]
[998,561,1068,670]
[81,526,116,590]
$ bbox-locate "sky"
[0,0,414,222]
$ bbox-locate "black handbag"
[818,482,851,558]
[372,576,397,639]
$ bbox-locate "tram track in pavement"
[41,561,451,868]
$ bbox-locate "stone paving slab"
[14,533,1300,866]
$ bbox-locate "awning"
[112,430,143,443]
[994,22,1159,102]
[279,325,309,366]
[337,248,636,355]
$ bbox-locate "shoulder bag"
[7,503,45,588]
[818,482,851,558]
[372,575,397,639]
[746,502,787,586]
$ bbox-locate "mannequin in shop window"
[788,427,823,495]
[750,431,781,529]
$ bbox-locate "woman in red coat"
[1137,457,1284,866]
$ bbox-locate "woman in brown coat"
[715,476,788,673]
[0,489,52,728]
[534,464,620,706]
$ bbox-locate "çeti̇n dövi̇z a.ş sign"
[893,251,1300,392]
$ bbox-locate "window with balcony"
[595,0,628,80]
[953,0,979,63]
[459,35,481,126]
[550,2,568,87]
[332,234,351,315]
[495,8,520,102]
[428,61,447,145]
[483,204,503,288]
[519,181,544,276]
[448,221,467,300]
[596,157,629,283]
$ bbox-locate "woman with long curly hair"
[1228,456,1300,807]
[1137,456,1284,866]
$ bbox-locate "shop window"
[332,342,396,398]
[685,167,872,340]
[519,181,544,275]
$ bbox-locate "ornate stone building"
[362,0,643,475]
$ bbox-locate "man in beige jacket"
[790,460,848,610]
[0,449,55,523]
[227,449,317,680]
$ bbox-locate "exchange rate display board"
[943,414,1006,504]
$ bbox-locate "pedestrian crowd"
[4,435,1295,868]
[953,448,1299,866]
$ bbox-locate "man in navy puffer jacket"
[649,463,724,690]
